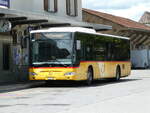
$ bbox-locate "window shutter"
[54,0,58,12]
[66,0,78,16]
[66,0,70,15]
[49,0,57,12]
[74,0,78,16]
[44,0,48,11]
[45,0,57,12]
[70,0,75,16]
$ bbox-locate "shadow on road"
[91,78,141,87]
[0,78,142,93]
[39,78,142,88]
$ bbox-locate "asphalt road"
[0,70,150,113]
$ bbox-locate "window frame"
[66,0,78,17]
[44,0,58,13]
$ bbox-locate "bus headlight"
[30,72,37,76]
[64,72,76,76]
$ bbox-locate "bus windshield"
[31,32,73,66]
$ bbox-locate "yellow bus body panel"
[29,61,131,81]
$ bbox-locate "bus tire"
[86,67,93,85]
[115,66,121,81]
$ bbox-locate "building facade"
[139,11,150,26]
[10,0,82,22]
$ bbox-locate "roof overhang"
[123,27,150,34]
[68,21,112,31]
[0,8,112,31]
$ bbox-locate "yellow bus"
[29,27,131,85]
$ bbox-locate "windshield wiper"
[32,62,51,67]
[33,60,69,67]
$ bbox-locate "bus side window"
[94,36,106,61]
[106,42,112,61]
[75,33,96,61]
[75,33,85,62]
[84,34,95,61]
[85,44,94,60]
[110,43,115,60]
[113,38,125,61]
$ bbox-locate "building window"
[3,44,10,70]
[44,0,57,13]
[66,0,78,16]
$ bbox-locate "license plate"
[47,77,54,80]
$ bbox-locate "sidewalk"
[0,81,45,93]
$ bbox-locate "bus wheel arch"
[86,66,94,85]
[115,65,121,81]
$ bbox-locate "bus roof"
[30,27,130,40]
[30,27,96,34]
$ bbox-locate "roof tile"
[83,8,150,31]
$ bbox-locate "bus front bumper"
[30,74,77,81]
[29,68,78,81]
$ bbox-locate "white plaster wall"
[10,0,34,12]
[10,0,82,21]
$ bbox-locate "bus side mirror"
[76,40,81,50]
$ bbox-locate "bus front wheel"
[86,67,93,85]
